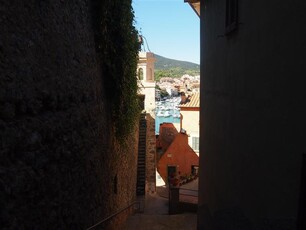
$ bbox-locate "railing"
[178,187,198,213]
[179,188,198,198]
[86,201,140,230]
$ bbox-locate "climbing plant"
[92,0,141,140]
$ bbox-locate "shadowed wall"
[198,0,306,229]
[0,1,138,229]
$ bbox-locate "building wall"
[157,133,199,183]
[173,122,181,134]
[139,85,156,117]
[0,1,138,229]
[138,52,155,82]
[198,0,306,229]
[180,109,200,153]
[137,52,156,117]
[157,123,179,152]
[145,113,156,194]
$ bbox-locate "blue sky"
[132,0,200,64]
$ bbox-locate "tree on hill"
[154,55,200,81]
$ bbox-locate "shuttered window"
[192,137,199,152]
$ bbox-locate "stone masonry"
[0,1,138,229]
[145,113,156,194]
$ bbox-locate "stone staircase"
[136,113,147,196]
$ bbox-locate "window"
[138,68,144,80]
[225,0,238,35]
[192,137,199,152]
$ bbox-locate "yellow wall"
[180,109,199,153]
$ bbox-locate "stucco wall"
[0,1,138,229]
[199,0,306,229]
[138,85,156,117]
[180,110,200,152]
[158,134,199,183]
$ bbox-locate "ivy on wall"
[92,0,141,140]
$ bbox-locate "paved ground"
[179,179,198,204]
[122,193,197,230]
[121,180,198,230]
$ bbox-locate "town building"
[179,92,200,155]
[157,75,199,98]
[185,0,306,229]
[156,123,199,185]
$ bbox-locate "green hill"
[155,54,200,70]
[154,54,200,81]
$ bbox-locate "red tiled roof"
[179,92,200,108]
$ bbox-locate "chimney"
[180,92,187,103]
[179,130,189,145]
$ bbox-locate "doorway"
[167,165,177,184]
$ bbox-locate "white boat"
[156,101,162,106]
[157,111,164,117]
[163,111,171,117]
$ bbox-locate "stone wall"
[145,114,156,194]
[0,1,138,229]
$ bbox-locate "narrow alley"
[122,191,197,230]
[122,179,198,230]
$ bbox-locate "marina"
[155,96,181,134]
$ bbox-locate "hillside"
[154,54,200,80]
[155,55,199,70]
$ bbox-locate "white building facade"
[137,52,156,118]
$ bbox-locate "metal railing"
[180,188,198,192]
[179,188,198,198]
[86,201,140,230]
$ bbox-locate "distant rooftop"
[184,0,200,17]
